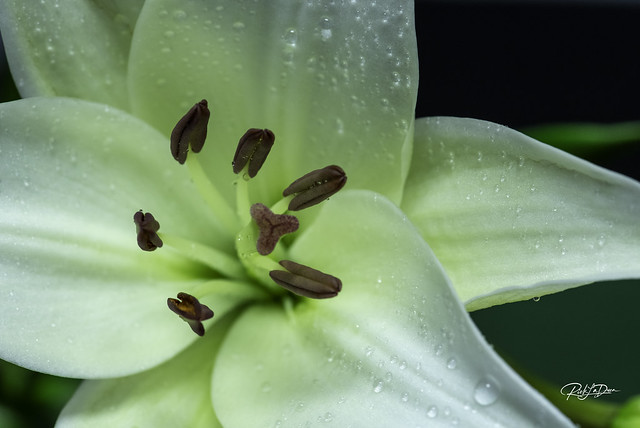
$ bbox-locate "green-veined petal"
[0,0,143,110]
[128,0,417,204]
[56,315,232,428]
[0,97,256,377]
[212,190,572,427]
[402,117,640,311]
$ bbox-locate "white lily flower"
[1,1,638,426]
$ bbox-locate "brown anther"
[283,165,347,211]
[133,210,163,251]
[232,128,275,178]
[170,99,210,164]
[269,260,342,299]
[250,203,299,255]
[167,292,214,336]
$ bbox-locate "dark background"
[1,1,639,426]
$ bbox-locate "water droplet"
[400,392,409,402]
[232,21,245,31]
[446,358,457,369]
[434,344,443,356]
[320,412,334,422]
[473,377,500,406]
[597,235,606,247]
[532,296,540,302]
[373,379,384,393]
[319,18,333,41]
[172,9,187,19]
[365,346,374,357]
[295,401,305,412]
[283,28,297,46]
[427,405,438,418]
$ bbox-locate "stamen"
[134,210,163,251]
[269,260,342,299]
[167,292,214,336]
[250,203,299,255]
[170,99,210,164]
[283,165,347,211]
[232,128,275,178]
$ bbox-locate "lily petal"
[212,190,572,427]
[402,117,640,311]
[0,98,255,377]
[128,0,418,204]
[0,0,142,110]
[56,316,230,428]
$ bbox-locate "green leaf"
[402,117,640,311]
[0,0,143,110]
[56,316,231,428]
[613,396,640,428]
[127,0,418,205]
[0,98,257,377]
[212,190,572,427]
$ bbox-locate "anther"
[167,292,214,336]
[170,99,210,164]
[269,260,342,299]
[232,128,275,178]
[283,165,347,211]
[134,210,163,251]
[250,203,299,255]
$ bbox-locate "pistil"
[250,203,299,256]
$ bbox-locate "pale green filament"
[158,232,246,279]
[186,155,240,233]
[235,174,252,226]
[269,195,293,215]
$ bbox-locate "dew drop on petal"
[473,377,500,406]
[446,357,457,369]
[373,379,384,393]
[427,405,438,418]
[320,412,333,423]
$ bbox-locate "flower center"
[136,100,347,335]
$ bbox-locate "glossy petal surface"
[0,0,143,109]
[56,316,229,428]
[0,98,254,377]
[402,117,640,310]
[212,191,572,427]
[128,0,418,204]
